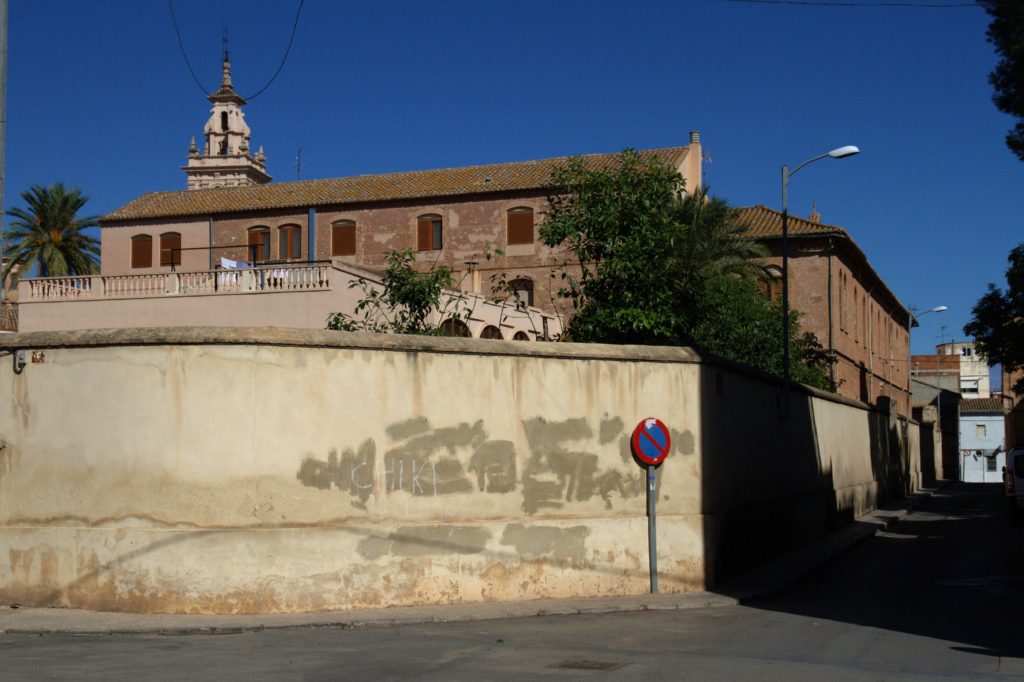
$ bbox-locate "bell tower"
[183,51,271,190]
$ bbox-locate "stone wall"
[0,328,921,613]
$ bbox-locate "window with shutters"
[159,232,181,267]
[332,220,356,257]
[508,277,534,307]
[248,227,271,263]
[417,214,443,251]
[279,225,302,260]
[507,207,534,245]
[131,235,153,269]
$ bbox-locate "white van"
[1005,447,1024,527]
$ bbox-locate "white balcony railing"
[20,262,332,302]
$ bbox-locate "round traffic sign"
[630,417,671,466]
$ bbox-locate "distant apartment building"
[913,341,989,398]
[958,397,1006,482]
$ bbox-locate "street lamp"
[781,145,860,414]
[907,303,947,408]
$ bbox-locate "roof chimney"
[808,201,821,224]
[689,131,700,144]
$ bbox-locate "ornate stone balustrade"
[19,263,332,302]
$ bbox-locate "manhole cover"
[552,660,623,671]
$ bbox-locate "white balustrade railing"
[20,263,331,302]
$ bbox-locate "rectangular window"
[332,222,356,256]
[248,229,271,262]
[280,226,301,259]
[977,424,987,438]
[507,208,534,245]
[160,233,181,267]
[131,236,152,269]
[417,217,442,251]
[987,456,997,472]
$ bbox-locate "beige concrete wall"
[0,329,919,614]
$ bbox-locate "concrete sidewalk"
[0,486,937,635]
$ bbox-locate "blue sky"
[5,0,1021,367]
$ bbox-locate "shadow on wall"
[699,363,914,588]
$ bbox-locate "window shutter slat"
[333,223,356,256]
[417,220,431,251]
[507,209,534,245]
[131,236,152,269]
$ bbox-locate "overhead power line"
[727,0,979,8]
[168,0,305,101]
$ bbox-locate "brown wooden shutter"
[332,223,356,256]
[160,233,181,266]
[507,209,534,245]
[417,219,432,251]
[131,235,152,269]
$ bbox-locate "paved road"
[2,482,1021,681]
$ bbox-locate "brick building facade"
[737,206,912,415]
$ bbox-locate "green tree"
[981,1,1024,161]
[540,149,829,388]
[964,242,1024,392]
[3,183,101,282]
[326,249,469,335]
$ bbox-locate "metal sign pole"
[647,464,658,594]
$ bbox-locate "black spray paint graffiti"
[295,416,694,514]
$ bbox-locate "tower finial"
[222,25,230,63]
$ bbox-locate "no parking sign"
[630,417,672,594]
[631,417,671,466]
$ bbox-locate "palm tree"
[2,183,101,282]
[670,186,768,279]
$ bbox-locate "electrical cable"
[726,0,978,7]
[244,0,305,101]
[168,0,211,97]
[167,0,305,101]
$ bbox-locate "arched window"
[513,331,531,341]
[758,266,783,302]
[220,111,229,132]
[480,325,503,340]
[417,214,443,251]
[247,227,271,263]
[131,234,152,269]
[159,232,181,267]
[332,220,356,257]
[509,277,534,307]
[279,224,302,260]
[440,318,471,337]
[507,207,534,245]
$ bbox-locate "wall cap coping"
[0,326,887,415]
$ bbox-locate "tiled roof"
[103,146,690,222]
[960,397,1005,414]
[736,205,849,239]
[736,204,907,317]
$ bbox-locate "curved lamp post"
[781,145,860,415]
[907,303,948,394]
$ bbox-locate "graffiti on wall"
[296,415,694,514]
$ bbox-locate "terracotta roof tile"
[736,204,908,318]
[736,205,849,239]
[104,146,690,222]
[960,397,1005,413]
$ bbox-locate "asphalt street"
[1,482,1021,681]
